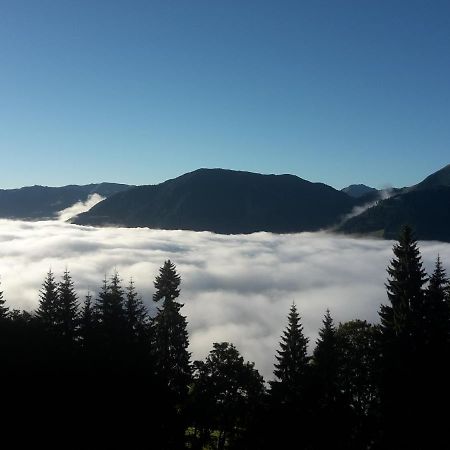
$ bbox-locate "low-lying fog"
[1,218,448,379]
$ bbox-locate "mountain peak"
[414,163,450,190]
[341,184,377,198]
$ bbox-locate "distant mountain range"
[0,183,131,220]
[2,165,450,241]
[73,169,355,234]
[341,184,378,198]
[338,164,450,241]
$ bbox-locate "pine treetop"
[0,279,9,320]
[383,225,428,337]
[35,269,59,328]
[274,303,309,384]
[153,260,181,303]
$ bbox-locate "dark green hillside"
[413,164,450,190]
[339,186,450,241]
[0,183,131,220]
[341,184,377,198]
[74,169,356,233]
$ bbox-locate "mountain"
[411,164,450,191]
[73,169,356,233]
[341,184,378,198]
[0,183,132,220]
[339,164,450,241]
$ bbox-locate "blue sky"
[1,0,449,189]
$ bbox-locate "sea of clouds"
[1,218,449,379]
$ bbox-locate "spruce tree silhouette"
[0,279,8,320]
[56,269,79,347]
[152,260,192,448]
[311,310,349,450]
[274,303,309,389]
[35,269,58,331]
[269,303,310,449]
[379,225,428,448]
[125,277,148,343]
[152,260,192,397]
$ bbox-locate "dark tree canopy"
[380,225,428,341]
[125,278,148,338]
[191,342,265,450]
[56,269,79,344]
[273,302,309,388]
[153,260,180,303]
[35,270,59,331]
[424,256,450,348]
[0,279,8,320]
[152,260,191,399]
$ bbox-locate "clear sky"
[1,0,449,190]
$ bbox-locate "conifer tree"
[268,303,310,449]
[152,260,191,398]
[273,303,309,388]
[312,310,340,403]
[125,278,148,340]
[79,292,96,348]
[0,279,9,320]
[424,256,450,348]
[96,271,126,335]
[379,225,427,344]
[95,272,127,361]
[35,270,59,331]
[56,269,79,344]
[378,226,429,448]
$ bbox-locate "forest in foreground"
[0,225,449,449]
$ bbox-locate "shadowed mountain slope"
[339,164,450,241]
[0,183,131,220]
[342,184,378,198]
[73,169,356,234]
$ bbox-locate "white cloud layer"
[1,219,449,379]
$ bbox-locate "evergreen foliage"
[0,279,8,320]
[79,292,96,348]
[152,260,192,399]
[125,278,148,340]
[311,310,351,449]
[273,302,309,388]
[379,225,427,341]
[35,270,59,331]
[424,256,450,347]
[56,269,79,344]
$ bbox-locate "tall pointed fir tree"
[95,271,126,358]
[79,292,96,350]
[424,256,450,349]
[421,255,450,445]
[268,303,310,449]
[273,303,309,390]
[379,225,427,347]
[378,225,428,448]
[35,270,59,332]
[125,277,148,342]
[311,310,351,449]
[152,260,191,399]
[312,309,340,397]
[0,279,9,320]
[56,269,79,346]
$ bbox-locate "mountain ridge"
[73,168,355,234]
